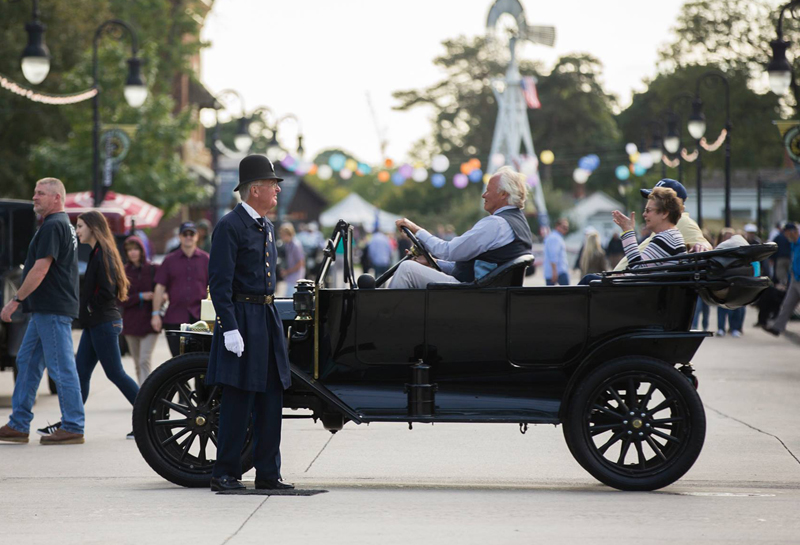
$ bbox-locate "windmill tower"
[486,0,555,228]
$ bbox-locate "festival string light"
[0,73,96,105]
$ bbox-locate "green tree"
[616,65,783,176]
[0,0,208,214]
[657,0,797,111]
[389,36,621,228]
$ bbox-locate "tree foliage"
[0,0,208,214]
[657,0,800,112]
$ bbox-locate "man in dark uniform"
[207,155,293,491]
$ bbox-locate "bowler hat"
[234,154,283,192]
[640,178,688,202]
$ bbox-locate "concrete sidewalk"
[1,313,799,544]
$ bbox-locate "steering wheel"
[400,226,442,273]
[374,226,443,288]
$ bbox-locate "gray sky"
[201,0,689,165]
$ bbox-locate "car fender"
[559,330,710,419]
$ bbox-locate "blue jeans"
[76,319,139,406]
[9,313,85,434]
[693,297,710,330]
[717,307,745,333]
[546,272,570,286]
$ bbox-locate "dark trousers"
[692,297,710,330]
[76,319,139,405]
[212,349,284,480]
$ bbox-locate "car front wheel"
[133,352,254,488]
[564,357,705,491]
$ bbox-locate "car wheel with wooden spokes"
[133,353,254,488]
[564,357,705,491]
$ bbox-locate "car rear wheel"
[133,352,254,488]
[564,357,705,491]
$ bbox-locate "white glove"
[223,329,244,357]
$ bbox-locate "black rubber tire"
[133,352,254,488]
[564,357,705,491]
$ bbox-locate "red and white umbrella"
[64,191,164,229]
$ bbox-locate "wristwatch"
[12,294,22,303]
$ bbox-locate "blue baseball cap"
[640,179,688,202]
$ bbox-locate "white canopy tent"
[319,192,402,233]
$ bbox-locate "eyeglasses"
[254,181,279,189]
[643,207,661,214]
[181,232,196,237]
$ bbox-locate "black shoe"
[763,326,781,337]
[37,421,62,437]
[126,430,135,440]
[255,479,294,490]
[210,476,245,491]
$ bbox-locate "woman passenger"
[612,187,686,268]
[578,187,685,284]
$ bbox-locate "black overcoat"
[206,204,291,392]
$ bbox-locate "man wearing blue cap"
[614,179,712,271]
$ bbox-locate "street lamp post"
[688,71,732,228]
[663,92,694,185]
[767,0,800,95]
[92,19,148,207]
[18,0,50,85]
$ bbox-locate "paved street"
[1,308,799,544]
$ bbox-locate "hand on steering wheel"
[400,226,442,273]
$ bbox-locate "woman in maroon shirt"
[120,236,160,385]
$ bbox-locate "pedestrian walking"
[278,223,305,297]
[120,236,159,385]
[772,223,793,286]
[58,211,139,440]
[0,178,85,445]
[151,222,210,356]
[715,228,745,337]
[605,232,624,269]
[365,230,393,277]
[544,218,570,285]
[765,222,800,337]
[578,230,607,277]
[206,155,293,492]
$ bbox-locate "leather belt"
[233,293,274,305]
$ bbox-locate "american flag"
[521,76,541,109]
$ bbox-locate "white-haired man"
[391,166,533,289]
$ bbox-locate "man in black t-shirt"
[0,178,86,445]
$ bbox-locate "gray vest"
[451,208,533,283]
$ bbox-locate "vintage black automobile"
[133,220,775,491]
[0,199,36,379]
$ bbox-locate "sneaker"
[126,430,135,440]
[731,330,742,338]
[716,329,725,337]
[0,424,29,443]
[37,421,62,437]
[40,428,84,445]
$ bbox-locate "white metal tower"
[486,0,555,228]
